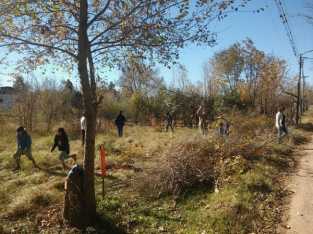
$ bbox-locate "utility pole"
[296,55,302,126]
[297,49,313,123]
[302,73,306,113]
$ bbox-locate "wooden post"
[296,55,302,126]
[102,177,105,199]
[99,145,107,198]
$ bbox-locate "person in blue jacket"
[13,127,38,171]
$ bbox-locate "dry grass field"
[0,111,311,234]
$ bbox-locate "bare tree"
[12,75,39,131]
[39,78,61,132]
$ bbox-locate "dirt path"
[280,137,313,234]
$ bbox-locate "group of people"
[196,105,231,137]
[13,111,127,172]
[196,105,288,142]
[13,127,76,171]
[80,111,127,143]
[12,107,288,171]
[165,105,288,144]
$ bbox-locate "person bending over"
[51,128,76,170]
[13,127,38,171]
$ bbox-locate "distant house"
[0,86,16,110]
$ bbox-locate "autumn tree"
[119,56,163,96]
[12,75,39,131]
[258,56,287,115]
[171,64,191,92]
[210,43,245,94]
[207,40,290,114]
[0,0,250,227]
[202,61,219,97]
[60,79,83,120]
[241,39,265,106]
[39,78,61,132]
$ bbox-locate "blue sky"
[0,0,312,87]
[158,0,313,84]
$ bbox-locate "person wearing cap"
[13,127,38,171]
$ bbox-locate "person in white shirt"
[80,115,86,146]
[275,107,287,143]
[197,105,208,136]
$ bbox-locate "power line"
[274,0,298,57]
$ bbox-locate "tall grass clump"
[6,188,56,220]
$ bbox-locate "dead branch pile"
[137,138,217,197]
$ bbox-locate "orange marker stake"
[99,145,107,177]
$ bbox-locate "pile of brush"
[136,138,217,197]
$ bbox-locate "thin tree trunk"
[64,0,97,227]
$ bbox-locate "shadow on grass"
[247,181,272,193]
[39,166,67,177]
[265,155,293,170]
[93,214,127,234]
[299,123,313,132]
[292,134,310,145]
[176,181,215,204]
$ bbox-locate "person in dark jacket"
[51,128,76,170]
[115,111,126,137]
[165,112,174,132]
[13,127,38,171]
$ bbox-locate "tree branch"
[0,33,77,59]
[90,1,144,44]
[87,0,111,28]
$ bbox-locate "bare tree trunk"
[64,0,97,227]
[79,0,97,225]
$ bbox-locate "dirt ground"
[279,135,313,234]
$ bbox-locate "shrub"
[137,138,217,197]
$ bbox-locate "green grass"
[0,113,310,233]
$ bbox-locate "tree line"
[9,39,312,133]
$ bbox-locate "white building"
[0,86,16,110]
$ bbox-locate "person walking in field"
[218,122,226,136]
[217,119,230,137]
[197,105,208,135]
[80,114,86,146]
[165,112,174,132]
[276,107,288,143]
[51,128,76,170]
[13,127,38,171]
[115,111,126,137]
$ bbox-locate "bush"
[222,91,248,111]
[137,138,217,197]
